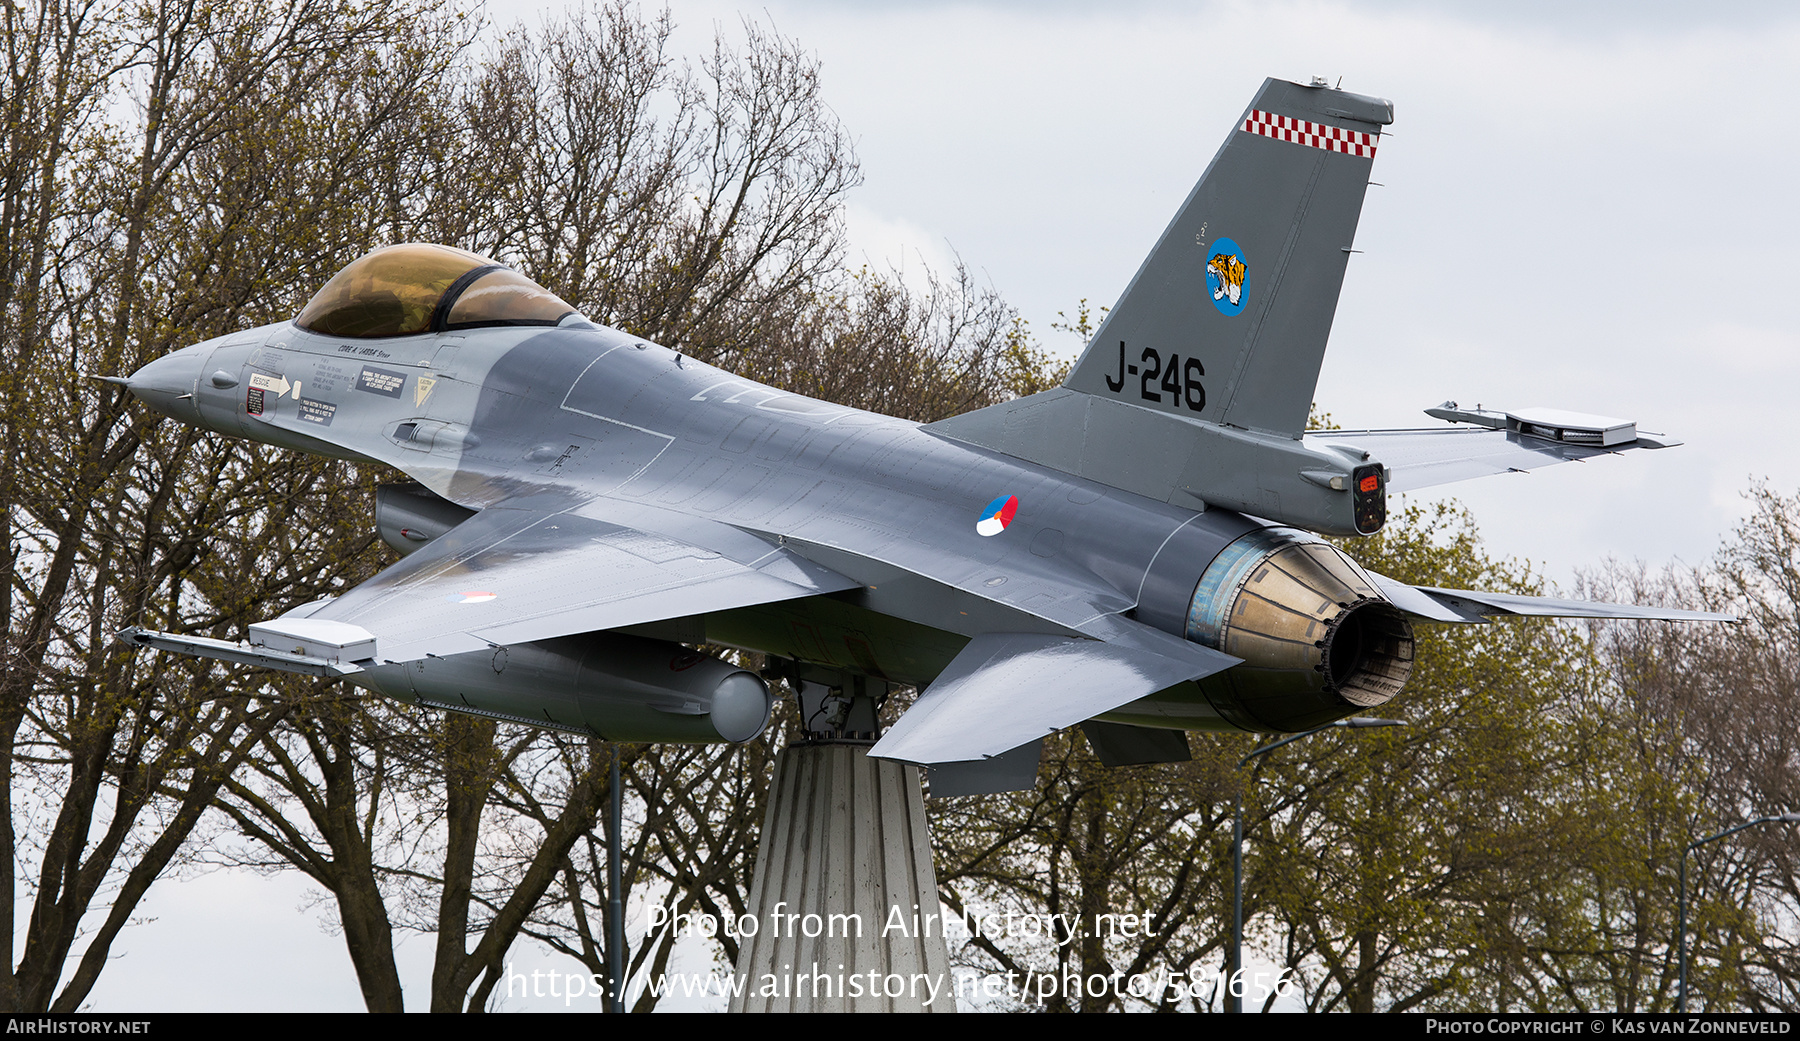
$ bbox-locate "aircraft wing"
[1367,571,1734,624]
[1307,404,1683,494]
[148,500,859,671]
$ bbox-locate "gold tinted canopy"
[295,243,577,338]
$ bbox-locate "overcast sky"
[614,0,1800,591]
[85,0,1800,1012]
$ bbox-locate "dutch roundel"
[446,591,498,604]
[976,495,1018,537]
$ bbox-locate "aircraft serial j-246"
[119,78,1727,796]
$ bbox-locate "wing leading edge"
[130,500,860,675]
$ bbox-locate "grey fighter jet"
[117,78,1727,796]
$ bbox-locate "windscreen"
[296,244,495,338]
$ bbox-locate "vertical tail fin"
[926,78,1393,535]
[1062,78,1392,438]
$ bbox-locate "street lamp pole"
[1676,811,1800,1012]
[607,745,624,1014]
[1227,716,1405,1013]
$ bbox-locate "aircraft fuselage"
[132,317,1279,731]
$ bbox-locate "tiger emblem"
[1208,251,1246,307]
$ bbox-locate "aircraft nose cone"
[126,348,203,424]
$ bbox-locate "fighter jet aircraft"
[116,77,1727,795]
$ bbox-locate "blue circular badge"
[1205,238,1250,317]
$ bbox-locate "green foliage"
[928,500,1783,1013]
[1051,298,1105,346]
[1281,506,1607,1010]
[933,733,1238,1012]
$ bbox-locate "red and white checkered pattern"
[1241,109,1379,158]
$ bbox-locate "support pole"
[730,741,955,1012]
[1230,717,1405,1013]
[1677,812,1800,1012]
[608,746,623,1014]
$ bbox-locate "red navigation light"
[1352,463,1386,536]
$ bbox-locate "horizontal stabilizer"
[869,627,1236,768]
[1413,587,1733,623]
[1369,572,1734,624]
[1309,402,1683,494]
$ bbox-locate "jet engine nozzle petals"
[1185,527,1414,732]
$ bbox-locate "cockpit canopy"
[295,243,578,339]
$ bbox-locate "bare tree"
[739,261,1065,422]
[1572,486,1800,1011]
[184,6,946,1013]
[422,2,861,372]
[0,0,477,1011]
[931,734,1238,1012]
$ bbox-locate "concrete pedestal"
[729,743,955,1013]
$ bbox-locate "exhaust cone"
[1186,527,1413,732]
